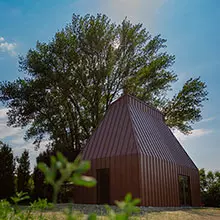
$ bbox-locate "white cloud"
[0,36,17,56]
[0,107,45,170]
[0,108,8,119]
[0,109,22,138]
[173,128,213,142]
[200,117,215,123]
[190,129,213,137]
[100,0,167,31]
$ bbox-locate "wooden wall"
[139,155,200,206]
[74,154,200,206]
[74,154,140,204]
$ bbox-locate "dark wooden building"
[74,95,200,206]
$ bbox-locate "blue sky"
[0,0,219,171]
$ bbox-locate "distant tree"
[17,149,30,193]
[28,173,35,195]
[199,168,220,207]
[200,168,208,194]
[0,141,15,199]
[33,149,54,201]
[0,14,208,152]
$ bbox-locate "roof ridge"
[110,94,164,117]
[126,94,164,116]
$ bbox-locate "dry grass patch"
[143,208,220,220]
[31,208,220,220]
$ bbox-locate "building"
[74,94,200,206]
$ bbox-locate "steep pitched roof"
[82,95,138,159]
[82,94,197,169]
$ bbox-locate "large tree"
[0,14,208,150]
[0,141,15,199]
[17,149,30,193]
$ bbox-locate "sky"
[0,0,219,171]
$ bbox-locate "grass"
[143,208,220,220]
[30,206,220,220]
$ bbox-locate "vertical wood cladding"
[74,95,200,206]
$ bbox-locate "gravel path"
[55,203,195,215]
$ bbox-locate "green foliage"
[11,191,30,205]
[87,213,97,220]
[115,193,140,216]
[0,195,53,220]
[0,141,15,200]
[33,145,81,201]
[30,198,53,211]
[199,168,220,207]
[105,194,140,220]
[17,149,31,194]
[0,200,13,220]
[30,198,54,219]
[0,13,208,151]
[63,206,84,220]
[164,78,208,134]
[11,191,30,214]
[28,176,35,194]
[38,152,96,203]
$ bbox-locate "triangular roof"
[82,94,197,169]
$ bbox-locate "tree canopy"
[0,14,208,150]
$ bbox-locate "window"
[178,175,192,206]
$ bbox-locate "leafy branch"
[38,152,96,204]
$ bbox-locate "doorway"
[96,168,110,204]
[178,175,192,206]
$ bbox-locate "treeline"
[0,141,30,200]
[0,141,79,203]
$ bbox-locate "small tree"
[17,149,30,193]
[0,141,15,199]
